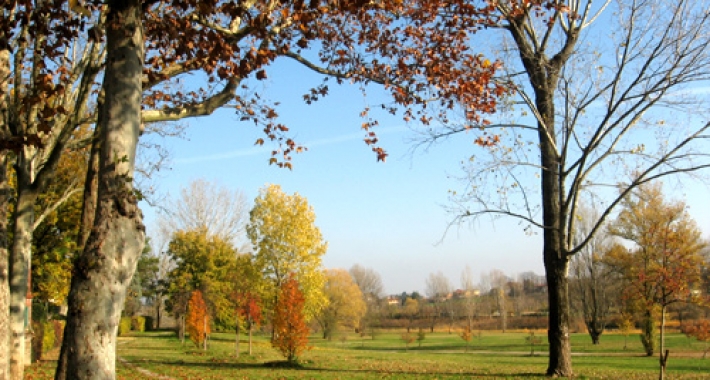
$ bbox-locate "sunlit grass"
[24,330,710,379]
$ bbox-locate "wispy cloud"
[175,125,408,165]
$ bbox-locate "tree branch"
[141,79,238,123]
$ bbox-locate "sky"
[138,55,710,297]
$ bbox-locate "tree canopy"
[167,228,239,330]
[317,269,366,340]
[248,184,328,320]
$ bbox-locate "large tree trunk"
[54,1,145,379]
[539,96,573,376]
[586,322,601,345]
[9,180,38,379]
[54,118,102,380]
[545,252,573,377]
[0,42,11,380]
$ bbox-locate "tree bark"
[538,83,573,377]
[235,323,240,358]
[0,41,11,380]
[545,249,573,377]
[54,1,145,378]
[248,323,253,355]
[587,326,601,345]
[8,180,37,379]
[659,306,667,380]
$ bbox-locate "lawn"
[25,330,710,379]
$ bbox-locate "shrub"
[131,316,146,332]
[42,322,56,352]
[119,317,132,336]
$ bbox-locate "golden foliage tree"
[607,182,706,378]
[317,269,366,340]
[272,275,309,363]
[248,184,327,321]
[167,228,238,331]
[186,290,210,350]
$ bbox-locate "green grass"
[25,330,710,379]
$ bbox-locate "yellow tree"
[166,228,238,334]
[607,182,706,379]
[317,269,366,340]
[248,184,327,321]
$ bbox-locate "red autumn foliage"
[236,292,263,329]
[683,320,710,358]
[272,275,310,362]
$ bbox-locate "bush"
[119,317,132,336]
[42,322,56,352]
[131,316,146,332]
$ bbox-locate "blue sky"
[139,57,710,296]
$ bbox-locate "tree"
[166,228,238,332]
[30,144,87,309]
[425,271,452,332]
[460,326,473,352]
[526,331,543,356]
[0,34,10,379]
[349,264,385,336]
[417,328,427,347]
[349,264,385,303]
[401,332,415,351]
[157,179,249,247]
[460,265,478,330]
[46,0,509,376]
[317,269,366,340]
[402,297,419,333]
[618,312,635,351]
[607,183,706,379]
[249,184,328,321]
[56,2,146,378]
[186,290,210,350]
[435,1,710,376]
[272,275,310,364]
[569,205,617,345]
[482,270,509,333]
[684,320,710,359]
[124,240,159,317]
[235,291,262,357]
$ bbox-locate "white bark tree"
[0,34,11,380]
[157,178,249,247]
[56,1,145,377]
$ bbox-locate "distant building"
[452,289,480,299]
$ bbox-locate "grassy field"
[25,329,710,379]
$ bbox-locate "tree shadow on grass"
[121,358,548,378]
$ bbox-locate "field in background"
[25,329,710,379]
